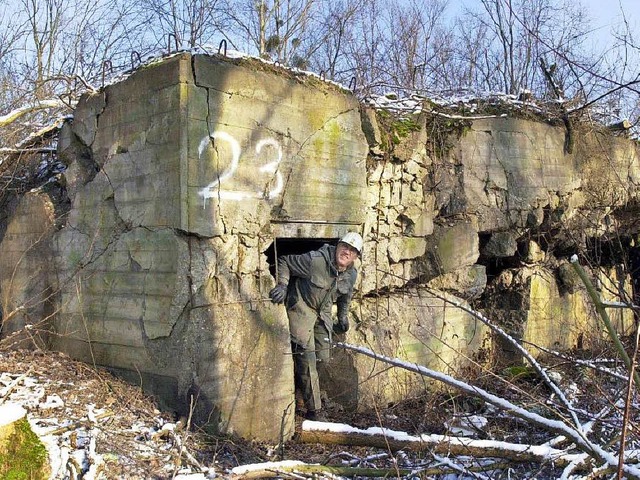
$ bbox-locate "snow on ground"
[0,348,217,479]
[2,342,638,479]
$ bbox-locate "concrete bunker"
[2,51,640,443]
[42,52,371,441]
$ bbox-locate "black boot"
[305,409,327,421]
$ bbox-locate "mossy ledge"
[0,416,49,480]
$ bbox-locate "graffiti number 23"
[198,131,284,202]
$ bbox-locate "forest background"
[0,0,639,137]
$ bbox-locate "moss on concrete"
[425,113,472,159]
[0,417,49,480]
[374,110,423,151]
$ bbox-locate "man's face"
[335,242,358,271]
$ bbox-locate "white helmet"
[339,232,363,254]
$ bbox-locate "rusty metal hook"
[218,39,227,56]
[348,76,356,92]
[131,51,141,69]
[102,60,113,87]
[168,33,178,53]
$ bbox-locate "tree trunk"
[230,461,415,479]
[299,421,570,464]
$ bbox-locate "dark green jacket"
[277,244,357,346]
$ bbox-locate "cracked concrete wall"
[0,194,56,347]
[335,112,638,408]
[436,117,640,235]
[449,119,638,352]
[47,52,369,442]
[187,55,368,236]
[2,51,640,441]
[361,115,638,365]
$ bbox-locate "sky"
[451,0,639,47]
[583,0,639,43]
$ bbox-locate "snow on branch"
[336,342,640,479]
[0,99,69,127]
[422,287,582,429]
[14,117,68,150]
[301,419,571,463]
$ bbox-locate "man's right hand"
[269,284,287,304]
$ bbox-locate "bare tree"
[0,1,28,65]
[454,0,592,97]
[220,0,320,65]
[379,0,449,92]
[61,0,153,83]
[133,0,226,52]
[20,0,66,99]
[300,0,364,79]
[0,2,30,115]
[308,0,452,95]
[8,0,154,102]
[339,0,385,94]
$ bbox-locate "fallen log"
[230,461,415,479]
[229,459,511,479]
[335,342,640,479]
[300,420,576,465]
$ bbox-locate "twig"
[433,454,491,480]
[618,322,640,477]
[336,342,640,479]
[570,255,640,388]
[45,410,113,435]
[171,394,201,478]
[0,367,33,404]
[421,284,582,430]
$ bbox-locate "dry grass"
[1,344,637,479]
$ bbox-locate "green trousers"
[292,322,331,412]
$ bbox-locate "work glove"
[269,284,287,304]
[333,315,349,334]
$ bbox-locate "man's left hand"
[334,316,349,334]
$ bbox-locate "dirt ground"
[2,347,451,478]
[0,346,624,479]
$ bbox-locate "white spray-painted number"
[198,131,284,202]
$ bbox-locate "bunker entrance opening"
[264,237,338,277]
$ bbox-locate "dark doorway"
[264,237,337,277]
[263,235,359,412]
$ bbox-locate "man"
[269,232,363,420]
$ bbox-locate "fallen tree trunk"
[230,459,510,479]
[335,342,640,479]
[300,421,574,465]
[230,461,415,479]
